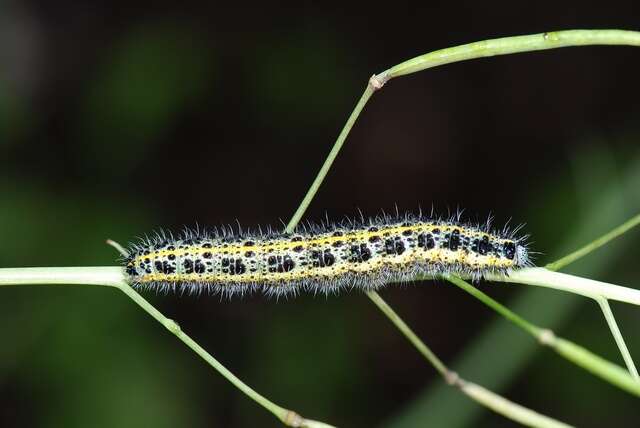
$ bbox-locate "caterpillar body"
[123,212,532,297]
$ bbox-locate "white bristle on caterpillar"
[122,211,532,298]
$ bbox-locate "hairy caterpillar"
[122,211,532,297]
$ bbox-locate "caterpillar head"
[503,240,530,268]
[514,242,530,267]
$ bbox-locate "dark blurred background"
[2,1,640,427]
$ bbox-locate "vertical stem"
[596,297,639,380]
[446,275,542,338]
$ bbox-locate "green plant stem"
[114,283,282,416]
[6,269,640,424]
[458,383,572,428]
[367,290,572,428]
[471,265,640,379]
[0,266,123,287]
[508,210,640,378]
[0,267,334,428]
[543,210,640,377]
[492,268,640,306]
[107,239,130,257]
[286,30,640,236]
[367,291,448,376]
[444,275,541,338]
[543,211,640,380]
[596,298,638,379]
[381,30,640,83]
[446,275,640,397]
[552,338,640,396]
[115,282,334,428]
[7,267,640,309]
[546,212,640,271]
[285,82,375,234]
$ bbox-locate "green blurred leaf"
[249,28,358,132]
[77,22,215,175]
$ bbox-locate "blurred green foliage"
[78,23,215,176]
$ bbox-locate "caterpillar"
[122,211,532,297]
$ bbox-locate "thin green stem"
[496,268,640,379]
[445,275,542,338]
[106,239,130,257]
[367,291,448,377]
[0,267,334,428]
[546,212,640,271]
[382,30,640,82]
[492,268,640,306]
[0,266,123,287]
[447,275,640,397]
[367,290,571,428]
[115,282,331,428]
[458,383,572,428]
[543,211,640,383]
[596,298,639,380]
[552,338,640,397]
[285,83,375,234]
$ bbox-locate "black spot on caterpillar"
[122,211,532,298]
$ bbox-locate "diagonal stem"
[595,298,639,380]
[367,291,448,377]
[0,265,335,427]
[285,82,376,234]
[543,211,640,385]
[115,280,335,428]
[367,290,572,428]
[546,212,640,271]
[446,275,640,397]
